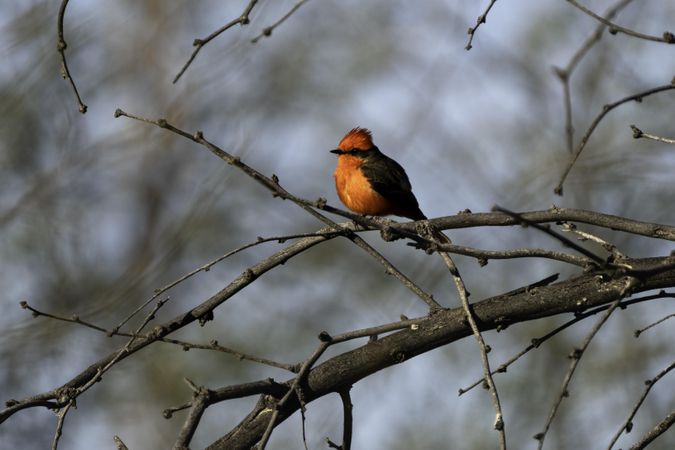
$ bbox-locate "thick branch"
[394,208,675,242]
[207,257,675,449]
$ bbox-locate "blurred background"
[1,1,674,449]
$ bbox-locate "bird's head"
[330,127,375,155]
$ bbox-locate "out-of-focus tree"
[0,1,674,449]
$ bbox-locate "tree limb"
[206,257,675,449]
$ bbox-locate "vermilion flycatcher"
[330,127,426,221]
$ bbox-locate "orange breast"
[334,156,396,216]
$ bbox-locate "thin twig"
[173,0,259,83]
[565,0,634,75]
[630,124,675,145]
[433,241,592,267]
[566,0,675,44]
[51,400,74,450]
[21,301,110,334]
[258,341,331,449]
[534,293,632,448]
[64,298,170,415]
[560,222,626,260]
[169,339,297,372]
[492,206,605,265]
[251,0,312,43]
[112,229,345,334]
[465,0,498,50]
[607,361,675,450]
[443,257,506,446]
[554,82,675,195]
[560,70,575,153]
[627,410,675,450]
[57,0,87,113]
[21,300,296,372]
[425,226,506,449]
[459,291,673,395]
[299,388,309,450]
[634,312,675,338]
[554,0,634,152]
[339,388,353,450]
[67,300,172,423]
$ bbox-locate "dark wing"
[360,150,426,220]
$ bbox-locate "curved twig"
[607,361,675,449]
[555,83,675,195]
[20,300,297,372]
[534,293,630,448]
[57,0,87,113]
[566,0,675,44]
[554,0,636,153]
[251,0,312,44]
[173,0,259,83]
[634,311,675,337]
[112,229,346,334]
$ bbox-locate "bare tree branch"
[112,229,346,334]
[634,311,675,337]
[554,82,675,195]
[251,0,312,44]
[465,0,498,50]
[566,0,675,44]
[51,400,73,450]
[20,300,297,372]
[492,206,605,264]
[173,0,259,83]
[396,208,675,242]
[554,0,634,158]
[535,295,629,448]
[607,361,675,449]
[428,227,506,448]
[1,232,331,423]
[205,258,675,449]
[630,124,675,145]
[627,409,675,450]
[172,379,211,450]
[459,290,674,395]
[57,0,87,113]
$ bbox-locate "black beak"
[330,149,343,155]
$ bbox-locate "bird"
[330,127,427,221]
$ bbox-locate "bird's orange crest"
[338,127,374,151]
